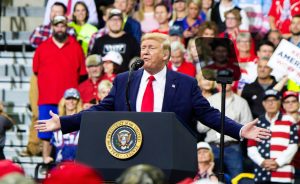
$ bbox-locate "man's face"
[257,60,272,80]
[107,16,123,34]
[141,39,168,74]
[282,96,299,114]
[213,46,228,64]
[237,37,251,53]
[171,49,184,67]
[268,32,281,47]
[114,0,127,12]
[154,6,169,24]
[52,23,68,42]
[87,65,102,79]
[257,45,274,59]
[50,5,65,21]
[263,97,280,114]
[290,17,300,36]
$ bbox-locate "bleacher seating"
[1,0,45,179]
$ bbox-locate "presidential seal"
[105,120,142,159]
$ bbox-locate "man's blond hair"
[141,33,171,63]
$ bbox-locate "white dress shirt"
[136,67,166,112]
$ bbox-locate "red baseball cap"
[282,91,299,101]
[43,162,103,184]
[0,160,24,178]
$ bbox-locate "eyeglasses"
[283,100,298,104]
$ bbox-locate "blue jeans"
[210,143,243,179]
[37,105,58,140]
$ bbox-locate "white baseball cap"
[102,51,123,66]
[197,142,212,150]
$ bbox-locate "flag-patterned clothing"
[248,113,298,183]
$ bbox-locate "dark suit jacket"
[60,69,242,140]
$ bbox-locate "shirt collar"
[142,66,167,83]
[265,111,280,124]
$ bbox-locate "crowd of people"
[1,0,300,183]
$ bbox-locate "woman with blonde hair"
[43,88,82,164]
[196,71,217,99]
[194,142,218,182]
[174,0,204,39]
[133,0,159,33]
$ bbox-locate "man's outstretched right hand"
[34,110,61,132]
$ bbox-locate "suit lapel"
[162,70,178,112]
[129,69,143,111]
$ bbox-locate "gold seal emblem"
[105,120,142,159]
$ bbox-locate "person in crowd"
[68,1,98,55]
[186,38,199,69]
[268,0,300,38]
[43,162,103,184]
[0,160,36,184]
[235,31,258,94]
[248,89,298,184]
[116,164,165,184]
[33,15,86,164]
[78,55,103,110]
[211,0,249,33]
[256,40,275,60]
[29,2,75,48]
[174,0,204,40]
[265,30,282,48]
[43,0,98,26]
[36,33,271,150]
[90,8,140,73]
[169,24,185,44]
[282,91,300,183]
[170,0,187,25]
[88,5,113,55]
[97,80,114,102]
[101,51,123,82]
[114,0,142,44]
[235,0,271,37]
[286,15,300,92]
[168,41,196,77]
[193,142,218,182]
[200,0,214,21]
[197,21,218,38]
[152,3,171,35]
[43,88,82,164]
[0,102,14,160]
[241,57,279,119]
[195,71,217,99]
[133,0,159,33]
[218,8,244,41]
[197,83,253,179]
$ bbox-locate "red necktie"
[66,0,72,16]
[141,76,155,112]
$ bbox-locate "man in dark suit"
[36,33,270,142]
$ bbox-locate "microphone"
[130,58,144,71]
[126,58,144,111]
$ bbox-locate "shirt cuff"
[239,126,245,141]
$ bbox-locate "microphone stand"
[126,59,144,111]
